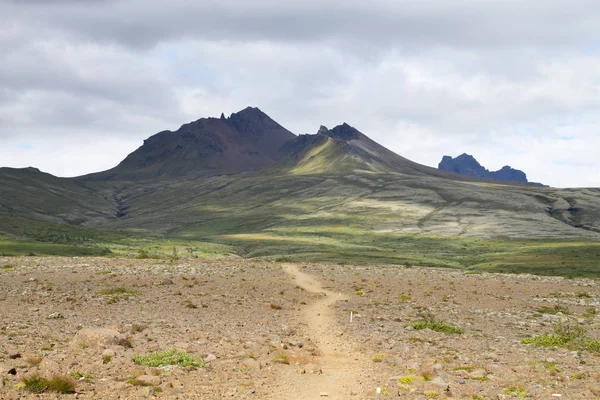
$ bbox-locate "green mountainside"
[1,107,600,276]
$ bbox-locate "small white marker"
[350,311,353,323]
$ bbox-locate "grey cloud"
[0,0,599,186]
[6,0,599,51]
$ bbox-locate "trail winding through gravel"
[269,264,373,399]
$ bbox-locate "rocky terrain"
[0,257,599,399]
[439,154,536,184]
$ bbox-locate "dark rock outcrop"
[439,153,529,183]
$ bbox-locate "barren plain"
[0,257,599,399]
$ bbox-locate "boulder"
[73,327,124,350]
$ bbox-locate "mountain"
[91,107,296,180]
[1,107,600,274]
[438,153,533,183]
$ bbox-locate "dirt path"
[268,264,373,399]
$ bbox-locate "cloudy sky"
[1,0,599,187]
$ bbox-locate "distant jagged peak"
[439,153,531,184]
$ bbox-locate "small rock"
[102,349,116,358]
[73,327,124,350]
[469,368,487,379]
[47,312,64,319]
[243,358,261,369]
[135,386,152,398]
[204,353,217,362]
[320,392,329,397]
[174,342,189,351]
[268,335,282,347]
[39,358,60,379]
[431,376,449,389]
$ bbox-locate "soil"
[0,257,599,399]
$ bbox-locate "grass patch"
[274,354,290,364]
[522,322,600,353]
[501,386,528,397]
[536,304,570,315]
[398,375,416,384]
[132,349,204,368]
[372,353,385,363]
[127,378,151,387]
[407,321,464,334]
[21,375,75,394]
[68,371,93,380]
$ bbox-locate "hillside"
[1,107,600,275]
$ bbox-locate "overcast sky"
[1,0,599,187]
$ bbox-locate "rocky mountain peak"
[439,153,530,183]
[327,123,361,140]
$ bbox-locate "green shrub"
[22,376,48,393]
[133,349,204,367]
[47,375,76,393]
[21,375,75,394]
[522,322,600,353]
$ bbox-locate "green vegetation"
[407,321,465,334]
[21,375,75,394]
[274,354,290,364]
[21,376,47,393]
[127,378,151,386]
[372,353,386,363]
[2,165,600,279]
[522,322,600,353]
[501,386,528,397]
[68,371,93,380]
[536,304,570,315]
[132,349,204,368]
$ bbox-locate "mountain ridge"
[1,106,600,246]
